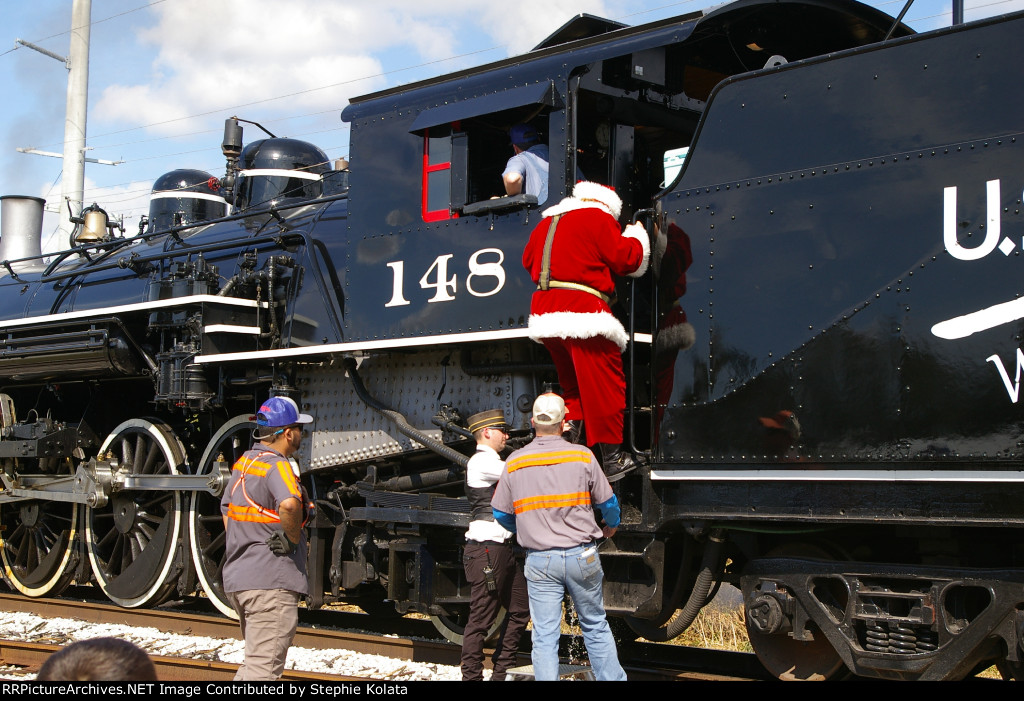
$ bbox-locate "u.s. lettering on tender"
[3,682,412,696]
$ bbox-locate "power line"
[1,0,171,59]
[30,0,1022,201]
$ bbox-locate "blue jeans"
[524,544,626,681]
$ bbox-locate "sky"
[0,0,1020,252]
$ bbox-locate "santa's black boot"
[596,443,637,483]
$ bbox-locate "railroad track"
[0,639,367,681]
[0,592,454,665]
[0,591,765,681]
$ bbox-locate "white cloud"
[479,0,616,54]
[94,0,390,134]
[92,0,626,136]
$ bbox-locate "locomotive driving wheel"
[745,543,847,681]
[0,468,79,597]
[188,415,254,619]
[85,419,186,608]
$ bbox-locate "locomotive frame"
[1,0,1023,680]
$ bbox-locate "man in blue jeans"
[491,393,626,681]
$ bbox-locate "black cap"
[466,409,509,433]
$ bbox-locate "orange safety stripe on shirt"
[233,460,271,477]
[229,451,281,524]
[506,450,593,473]
[227,450,312,527]
[273,460,303,499]
[512,491,592,514]
[226,503,281,523]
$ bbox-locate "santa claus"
[522,181,649,481]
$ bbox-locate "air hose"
[626,528,726,642]
[343,357,469,469]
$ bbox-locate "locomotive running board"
[194,330,653,363]
[0,294,268,329]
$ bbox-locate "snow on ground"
[0,611,463,680]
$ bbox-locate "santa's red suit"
[522,181,649,447]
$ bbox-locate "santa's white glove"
[622,222,650,278]
[622,221,648,241]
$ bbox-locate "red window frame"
[421,125,459,222]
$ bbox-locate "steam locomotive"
[2,0,1023,680]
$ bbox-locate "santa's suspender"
[538,214,561,291]
[537,213,614,305]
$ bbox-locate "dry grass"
[674,604,751,652]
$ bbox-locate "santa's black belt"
[537,280,614,305]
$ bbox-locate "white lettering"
[385,248,507,306]
[419,254,457,302]
[384,261,411,307]
[986,348,1024,403]
[466,247,506,297]
[944,180,1001,261]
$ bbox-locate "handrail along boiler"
[0,0,1022,680]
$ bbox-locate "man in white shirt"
[502,124,550,203]
[460,409,529,681]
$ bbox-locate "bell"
[76,205,109,243]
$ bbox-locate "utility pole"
[60,0,91,246]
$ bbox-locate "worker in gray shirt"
[491,392,626,681]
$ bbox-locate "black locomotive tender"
[1,0,1022,680]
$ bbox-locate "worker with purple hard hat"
[221,394,314,680]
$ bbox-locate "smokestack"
[0,196,45,273]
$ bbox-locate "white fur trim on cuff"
[622,222,650,278]
[527,311,630,352]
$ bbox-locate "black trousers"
[461,539,530,680]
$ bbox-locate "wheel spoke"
[208,531,225,552]
[7,523,26,551]
[142,438,161,475]
[121,436,134,469]
[130,532,146,557]
[30,530,46,560]
[137,494,171,513]
[135,521,157,541]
